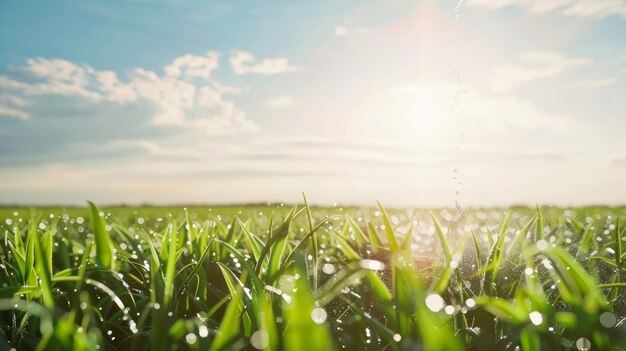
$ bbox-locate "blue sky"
[1,0,625,206]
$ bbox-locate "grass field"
[1,200,625,350]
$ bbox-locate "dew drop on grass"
[465,298,476,308]
[360,259,385,271]
[393,334,401,342]
[576,337,591,351]
[199,325,209,338]
[536,240,548,251]
[529,311,543,326]
[525,267,534,275]
[322,263,336,274]
[251,330,269,349]
[541,258,554,270]
[599,312,616,328]
[311,307,328,324]
[425,294,445,312]
[5,219,11,225]
[185,333,197,345]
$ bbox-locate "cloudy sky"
[0,0,625,207]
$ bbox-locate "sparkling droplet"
[185,333,197,345]
[425,294,445,312]
[465,298,476,308]
[311,307,328,324]
[322,263,336,274]
[529,311,543,326]
[360,259,385,271]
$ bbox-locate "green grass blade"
[88,201,115,270]
[377,201,398,253]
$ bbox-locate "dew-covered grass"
[1,201,625,350]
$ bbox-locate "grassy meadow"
[1,201,625,350]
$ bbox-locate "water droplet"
[529,311,543,326]
[599,312,616,328]
[360,259,385,271]
[322,263,336,274]
[425,294,445,312]
[185,333,197,345]
[576,337,591,351]
[536,240,548,251]
[311,307,328,324]
[251,330,269,349]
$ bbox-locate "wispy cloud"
[230,51,298,75]
[490,50,591,93]
[575,77,619,88]
[334,25,371,37]
[0,104,29,120]
[466,0,626,18]
[264,95,294,109]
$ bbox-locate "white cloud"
[0,52,261,135]
[335,25,348,36]
[163,52,220,79]
[112,139,163,154]
[264,95,294,109]
[230,51,298,75]
[211,81,249,95]
[334,25,371,37]
[130,68,197,124]
[0,94,31,120]
[96,71,137,103]
[0,94,29,107]
[0,104,29,120]
[20,58,100,99]
[466,0,626,18]
[576,77,618,88]
[490,50,591,93]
